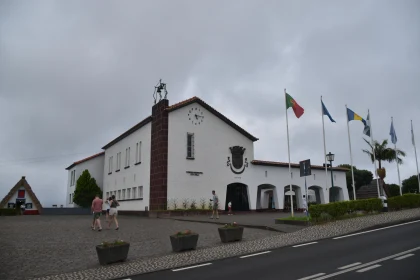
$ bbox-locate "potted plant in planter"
[170,229,199,252]
[218,222,244,243]
[96,239,130,265]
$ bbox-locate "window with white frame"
[116,152,121,171]
[139,186,143,199]
[125,147,130,167]
[127,188,131,199]
[70,170,76,186]
[132,187,137,199]
[117,190,121,200]
[108,156,113,174]
[187,133,194,159]
[122,189,126,200]
[135,141,142,164]
[69,193,72,204]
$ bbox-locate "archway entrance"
[284,185,302,211]
[256,184,277,210]
[225,183,250,211]
[308,185,325,204]
[329,187,343,202]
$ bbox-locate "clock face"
[188,107,204,125]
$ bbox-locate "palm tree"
[362,138,406,169]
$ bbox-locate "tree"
[362,138,406,169]
[73,170,102,208]
[402,174,420,194]
[337,164,373,191]
[387,183,401,197]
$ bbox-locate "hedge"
[388,193,420,210]
[0,209,18,216]
[309,198,382,221]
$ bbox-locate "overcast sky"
[1,0,419,207]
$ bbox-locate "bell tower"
[149,80,169,210]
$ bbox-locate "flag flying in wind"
[390,119,397,144]
[347,107,366,126]
[286,93,304,118]
[322,100,335,122]
[363,111,371,137]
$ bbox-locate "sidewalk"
[163,211,306,233]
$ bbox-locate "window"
[122,189,126,200]
[116,152,121,171]
[265,171,267,177]
[105,192,109,199]
[132,187,137,199]
[125,147,131,168]
[18,190,25,198]
[117,190,121,200]
[108,156,113,174]
[26,203,33,209]
[187,133,195,159]
[127,188,131,199]
[139,186,143,199]
[70,170,76,186]
[314,174,316,180]
[135,141,142,164]
[69,193,73,204]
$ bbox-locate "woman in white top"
[105,198,111,221]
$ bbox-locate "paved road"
[119,220,420,280]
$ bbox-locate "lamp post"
[326,152,335,202]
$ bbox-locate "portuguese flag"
[285,93,304,118]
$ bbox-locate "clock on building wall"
[188,107,204,125]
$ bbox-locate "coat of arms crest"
[227,146,248,174]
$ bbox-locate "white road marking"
[394,253,415,260]
[311,246,420,279]
[356,264,381,273]
[297,273,326,280]
[338,262,362,269]
[172,263,212,271]
[293,242,318,247]
[239,251,271,258]
[333,220,420,240]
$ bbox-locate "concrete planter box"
[95,243,130,265]
[218,227,244,243]
[170,234,199,252]
[275,219,311,226]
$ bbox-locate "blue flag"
[390,119,397,144]
[322,100,336,123]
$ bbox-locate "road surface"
[119,220,420,280]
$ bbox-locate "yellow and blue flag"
[347,108,366,126]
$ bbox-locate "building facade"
[66,95,349,212]
[65,152,105,207]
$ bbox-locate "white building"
[65,152,105,207]
[66,92,349,212]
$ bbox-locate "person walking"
[108,195,119,230]
[105,197,111,222]
[91,194,103,231]
[228,201,233,215]
[210,190,219,219]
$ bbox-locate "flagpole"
[321,96,329,203]
[285,89,294,217]
[392,117,402,195]
[411,120,420,193]
[345,105,357,200]
[368,110,381,198]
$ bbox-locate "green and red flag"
[285,93,304,118]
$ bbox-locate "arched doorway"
[225,183,250,211]
[308,185,325,204]
[284,185,302,211]
[256,184,277,210]
[329,186,343,202]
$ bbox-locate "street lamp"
[326,152,335,202]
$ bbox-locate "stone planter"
[95,243,130,265]
[170,233,199,252]
[218,227,244,243]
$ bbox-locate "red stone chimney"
[149,98,169,210]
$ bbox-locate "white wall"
[7,186,38,210]
[66,154,105,207]
[167,101,256,209]
[102,122,151,211]
[166,100,348,210]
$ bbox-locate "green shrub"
[309,198,382,222]
[388,193,420,211]
[0,209,17,216]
